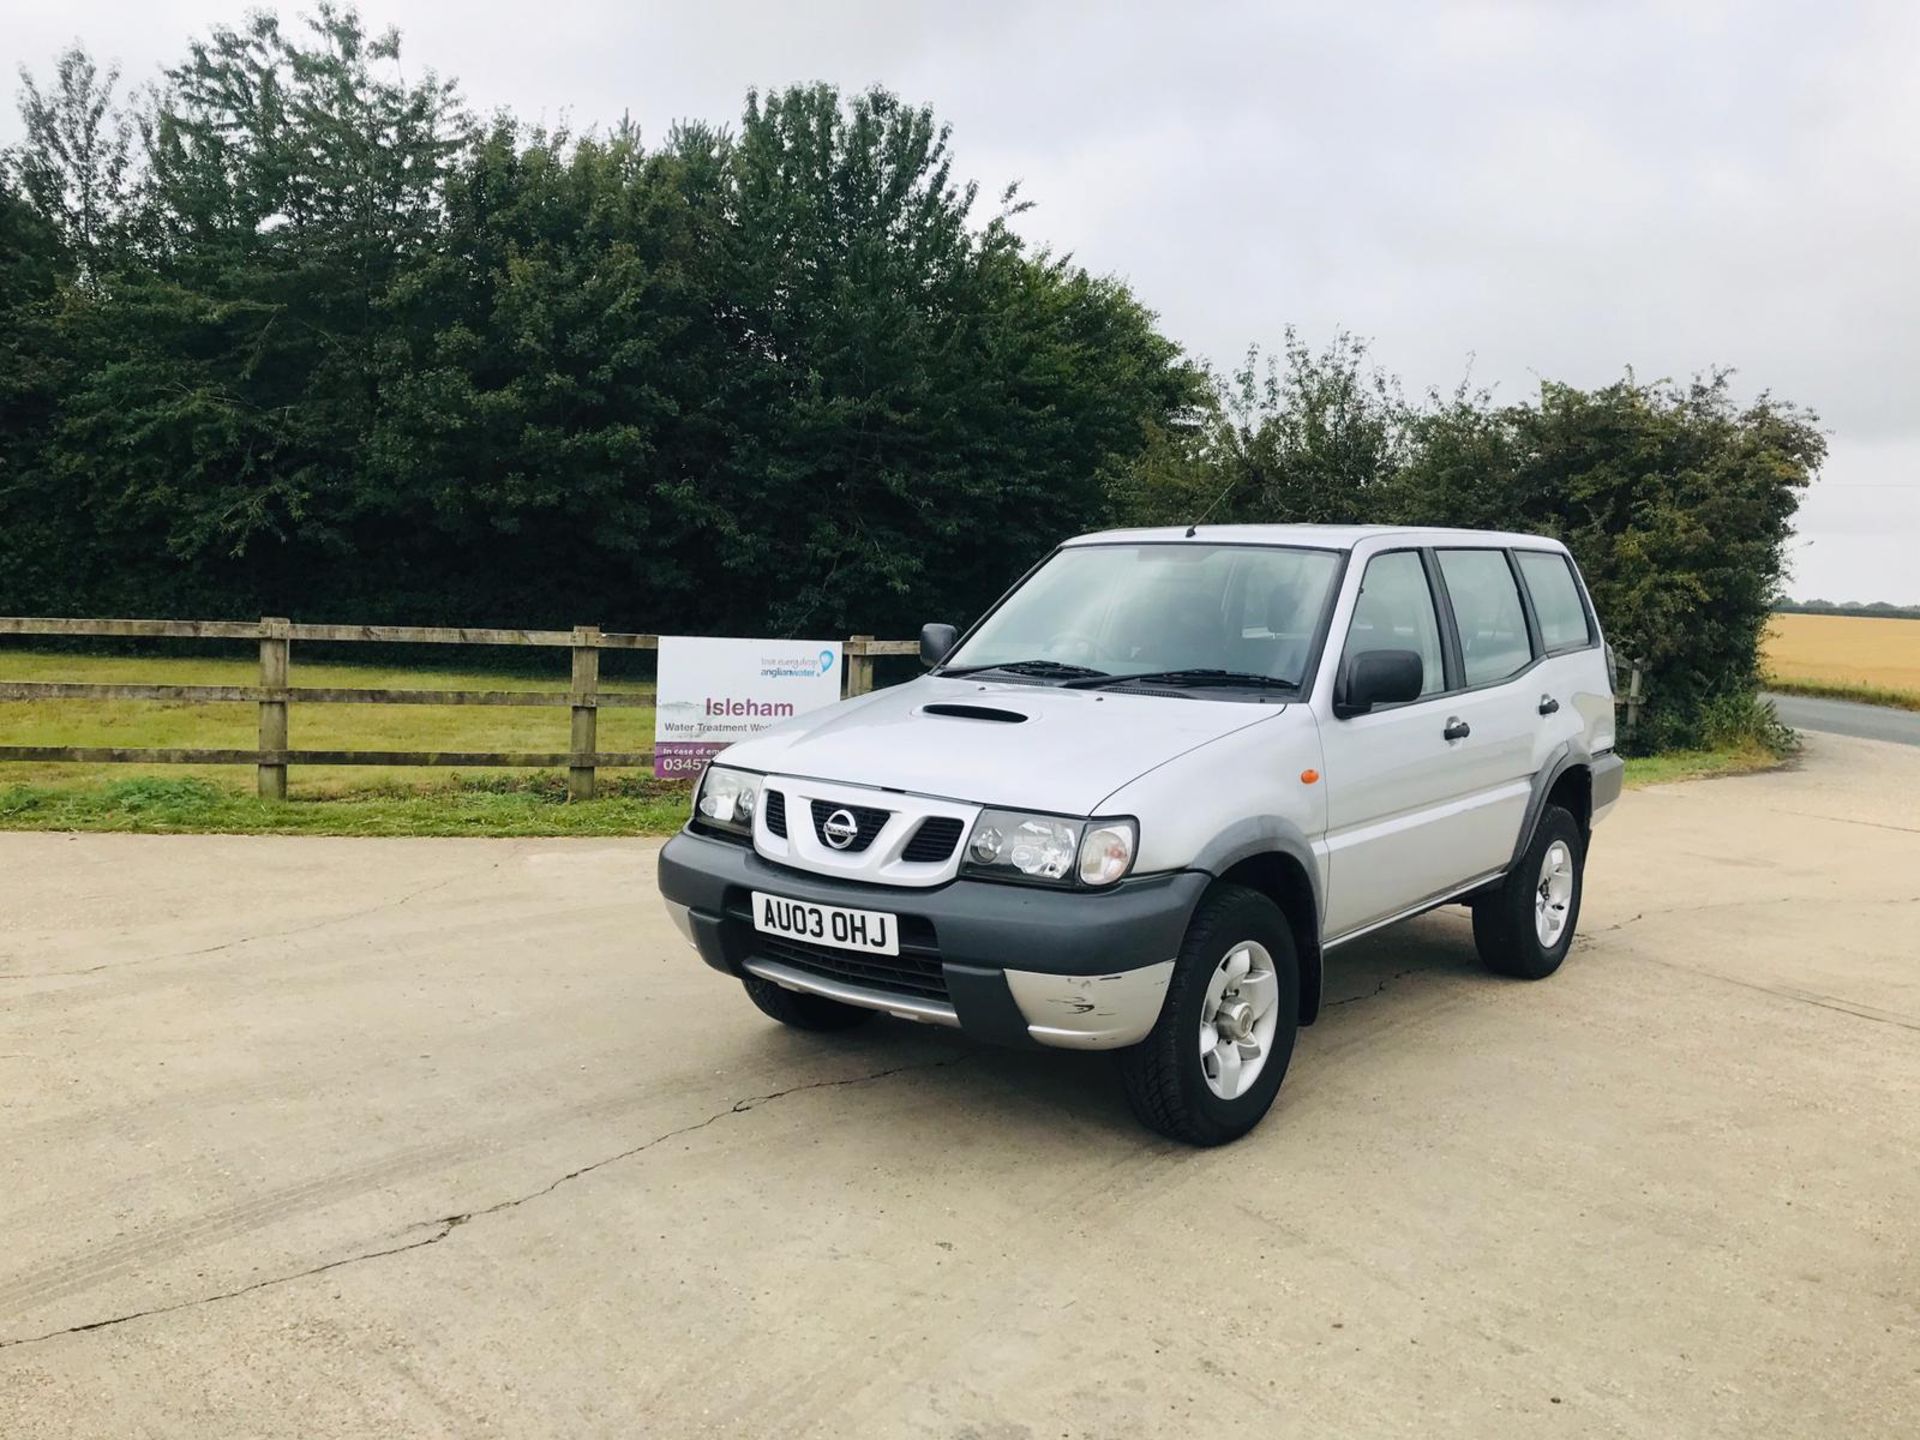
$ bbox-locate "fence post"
[257,617,291,800]
[846,636,874,698]
[570,626,601,800]
[1625,662,1644,737]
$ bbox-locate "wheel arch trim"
[1190,823,1327,1026]
[1510,743,1595,868]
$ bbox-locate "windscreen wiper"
[1064,668,1300,692]
[939,658,1110,680]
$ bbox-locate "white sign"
[654,636,843,780]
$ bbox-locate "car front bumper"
[656,829,1206,1050]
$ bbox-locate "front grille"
[727,897,945,1002]
[901,816,965,864]
[809,800,891,853]
[764,788,788,838]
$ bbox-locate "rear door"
[1513,547,1613,760]
[1427,547,1544,877]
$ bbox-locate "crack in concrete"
[1768,808,1920,837]
[1323,967,1423,1008]
[1586,892,1920,936]
[0,1049,976,1352]
[1602,948,1920,1033]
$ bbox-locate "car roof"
[1062,523,1568,552]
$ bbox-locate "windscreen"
[945,544,1342,686]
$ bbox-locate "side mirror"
[920,622,959,669]
[1336,649,1423,718]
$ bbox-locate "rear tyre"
[1119,884,1299,1147]
[1473,804,1584,980]
[742,974,877,1031]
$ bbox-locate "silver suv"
[658,525,1622,1144]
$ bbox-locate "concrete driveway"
[3,734,1917,1438]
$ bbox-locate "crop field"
[1764,612,1920,709]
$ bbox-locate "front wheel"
[1119,884,1299,1146]
[1473,803,1584,979]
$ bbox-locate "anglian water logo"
[757,645,839,680]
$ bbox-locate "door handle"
[1443,717,1471,741]
[1538,695,1560,716]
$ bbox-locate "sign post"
[653,637,844,781]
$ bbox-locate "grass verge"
[0,774,691,838]
[1762,677,1920,712]
[0,743,1780,837]
[1,648,1794,834]
[1622,741,1785,789]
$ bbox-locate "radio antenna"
[1184,472,1243,538]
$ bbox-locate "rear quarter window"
[1515,551,1594,652]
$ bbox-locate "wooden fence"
[0,617,916,800]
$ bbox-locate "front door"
[1318,549,1489,938]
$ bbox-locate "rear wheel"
[742,973,877,1031]
[1473,804,1584,979]
[1119,884,1299,1146]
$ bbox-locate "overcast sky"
[8,0,1917,601]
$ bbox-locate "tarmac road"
[2,732,1917,1438]
[1768,689,1920,746]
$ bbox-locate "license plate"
[751,891,899,956]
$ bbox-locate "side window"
[1344,551,1445,697]
[1516,550,1593,652]
[1438,549,1534,686]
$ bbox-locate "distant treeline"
[1777,602,1920,621]
[1,7,1824,751]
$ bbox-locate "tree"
[10,45,133,274]
[1113,331,1401,530]
[45,6,466,602]
[698,83,1199,634]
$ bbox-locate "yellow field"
[1764,613,1920,704]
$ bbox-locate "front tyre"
[1119,884,1299,1147]
[742,973,877,1031]
[1473,803,1584,980]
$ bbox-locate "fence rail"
[0,617,917,800]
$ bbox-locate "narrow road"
[1768,690,1920,747]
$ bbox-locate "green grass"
[1,647,1786,836]
[1622,741,1785,788]
[1762,676,1920,713]
[0,648,657,791]
[0,773,691,837]
[0,646,682,836]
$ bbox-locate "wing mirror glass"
[1336,648,1423,717]
[920,622,959,669]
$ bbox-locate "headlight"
[963,810,1136,887]
[692,765,761,838]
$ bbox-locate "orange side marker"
[1300,769,1320,785]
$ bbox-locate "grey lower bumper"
[657,830,1204,1050]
